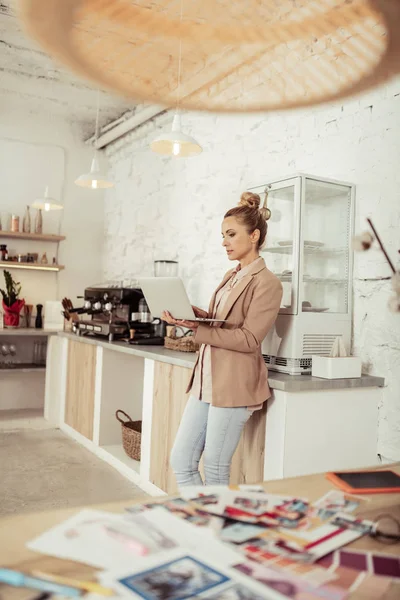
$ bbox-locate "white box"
[311,355,362,379]
[44,301,64,331]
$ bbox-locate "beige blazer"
[187,257,283,408]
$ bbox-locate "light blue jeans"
[170,395,252,487]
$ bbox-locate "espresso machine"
[69,283,165,344]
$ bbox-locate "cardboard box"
[312,355,362,379]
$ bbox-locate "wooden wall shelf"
[0,231,65,242]
[0,261,64,272]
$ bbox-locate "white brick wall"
[104,79,400,460]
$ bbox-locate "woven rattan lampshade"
[18,0,400,113]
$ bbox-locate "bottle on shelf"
[34,209,43,234]
[11,215,20,233]
[22,205,31,233]
[0,245,8,261]
[24,304,33,328]
[35,304,43,329]
[41,252,48,265]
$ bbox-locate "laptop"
[139,277,226,323]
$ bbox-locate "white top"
[191,257,264,410]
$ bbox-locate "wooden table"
[1,466,399,599]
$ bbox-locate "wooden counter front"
[149,360,266,493]
[64,339,97,440]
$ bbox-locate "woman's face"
[222,216,259,262]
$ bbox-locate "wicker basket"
[164,327,199,353]
[115,410,142,461]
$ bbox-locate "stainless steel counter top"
[59,332,197,369]
[0,328,59,336]
[58,332,385,392]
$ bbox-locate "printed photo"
[216,494,311,529]
[244,537,315,564]
[223,506,259,523]
[223,496,311,529]
[330,514,373,534]
[314,491,367,520]
[243,546,279,564]
[127,498,223,532]
[182,511,220,528]
[221,522,267,544]
[192,494,219,506]
[233,496,271,516]
[119,555,229,599]
[259,510,310,530]
[315,507,340,522]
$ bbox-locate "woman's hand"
[161,310,179,325]
[192,305,208,319]
[161,310,199,330]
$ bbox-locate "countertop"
[0,328,60,336]
[58,332,385,392]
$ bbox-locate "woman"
[162,192,282,487]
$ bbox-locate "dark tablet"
[326,469,400,494]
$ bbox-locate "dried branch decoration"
[352,218,400,313]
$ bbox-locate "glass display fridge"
[249,174,355,375]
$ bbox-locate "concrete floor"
[0,413,149,517]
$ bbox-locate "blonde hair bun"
[239,191,261,210]
[259,206,270,221]
[225,191,269,249]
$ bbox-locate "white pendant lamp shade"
[75,156,114,189]
[32,186,63,211]
[151,113,202,157]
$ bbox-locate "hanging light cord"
[47,64,62,295]
[94,89,100,149]
[176,0,183,111]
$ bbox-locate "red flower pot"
[2,299,25,328]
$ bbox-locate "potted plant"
[0,270,25,327]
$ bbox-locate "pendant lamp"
[150,0,201,157]
[32,185,63,211]
[75,154,114,189]
[151,112,202,157]
[75,90,114,188]
[18,1,400,113]
[32,68,64,211]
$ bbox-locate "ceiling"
[0,1,135,137]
